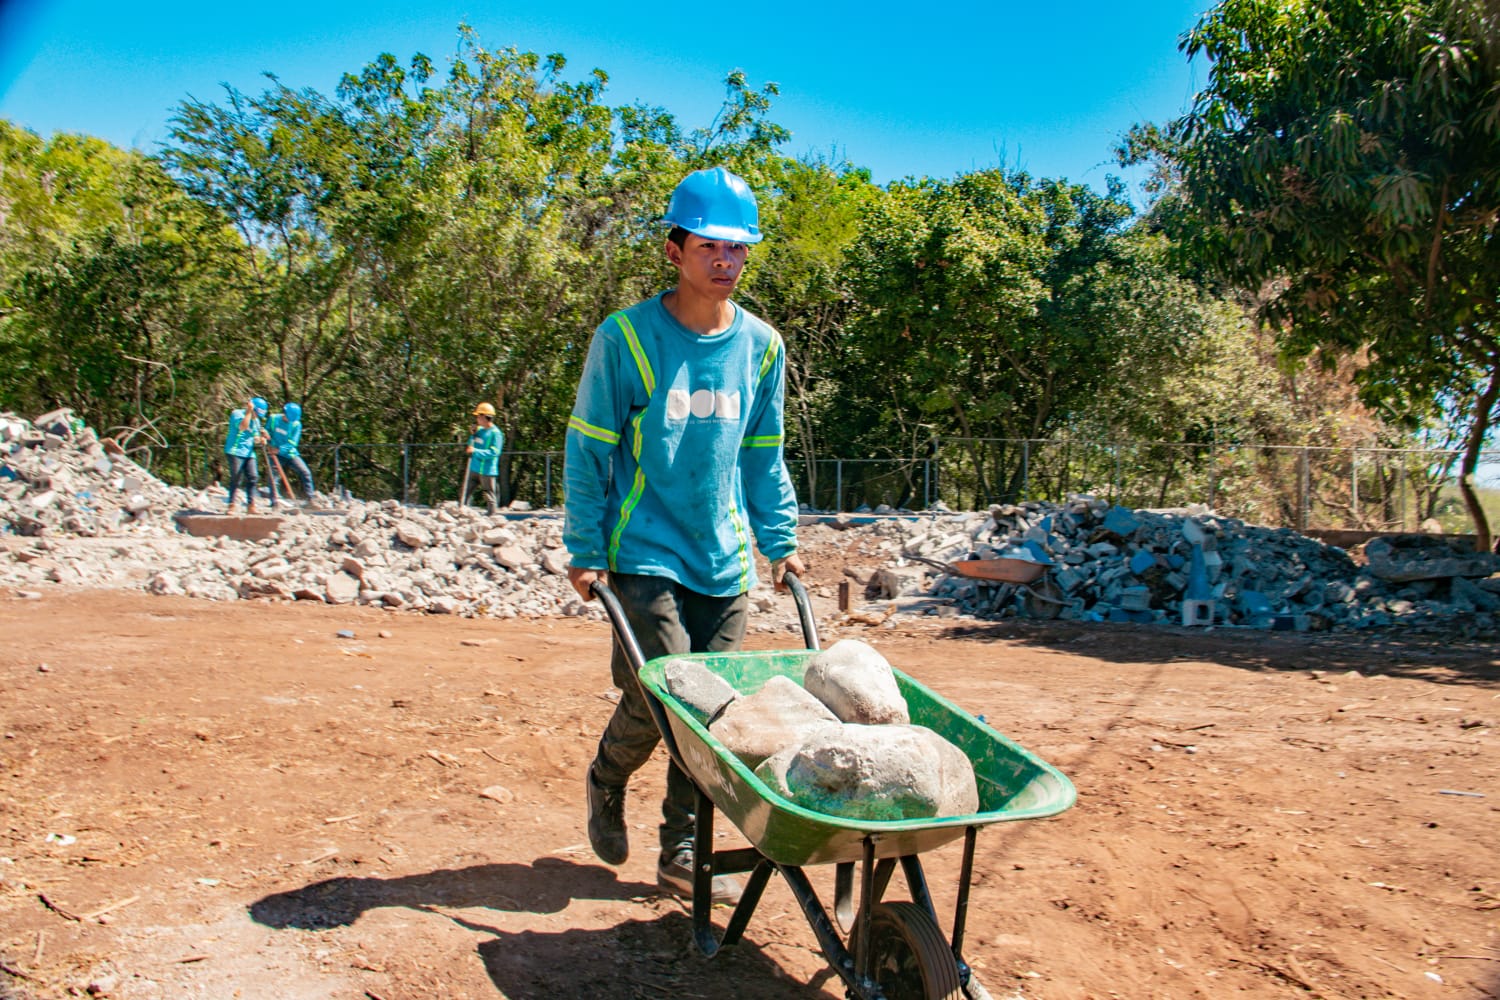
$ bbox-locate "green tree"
[0,121,247,464]
[1156,0,1500,549]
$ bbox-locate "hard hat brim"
[675,221,764,244]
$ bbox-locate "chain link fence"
[934,437,1500,533]
[132,435,1497,533]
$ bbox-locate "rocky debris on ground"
[837,496,1500,632]
[3,409,1498,635]
[0,409,700,621]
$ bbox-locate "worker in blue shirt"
[565,166,805,905]
[463,402,504,515]
[268,402,315,503]
[223,397,268,514]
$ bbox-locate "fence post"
[1400,451,1408,530]
[1351,448,1360,524]
[1112,443,1121,503]
[1207,436,1217,511]
[1022,440,1030,502]
[835,460,844,513]
[401,443,410,505]
[1300,447,1310,532]
[545,453,553,508]
[333,445,341,495]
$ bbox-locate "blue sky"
[0,1,1210,198]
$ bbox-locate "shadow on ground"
[475,912,837,999]
[249,857,646,930]
[934,618,1500,687]
[249,857,839,998]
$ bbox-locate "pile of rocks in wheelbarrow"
[855,496,1500,633]
[665,638,978,822]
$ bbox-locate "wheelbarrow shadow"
[249,857,838,997]
[475,911,838,999]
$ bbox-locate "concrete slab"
[173,510,284,542]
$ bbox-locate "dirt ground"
[2,574,1499,999]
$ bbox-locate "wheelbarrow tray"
[948,557,1049,584]
[639,649,1076,867]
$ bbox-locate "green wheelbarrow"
[593,575,1076,999]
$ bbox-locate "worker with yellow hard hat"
[463,401,504,515]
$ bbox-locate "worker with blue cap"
[223,396,268,514]
[268,401,315,503]
[564,166,806,905]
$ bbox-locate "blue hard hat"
[663,167,763,244]
[284,402,301,421]
[251,397,268,417]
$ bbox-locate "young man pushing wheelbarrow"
[563,166,806,904]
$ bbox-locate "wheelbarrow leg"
[690,784,775,958]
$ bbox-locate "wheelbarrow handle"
[782,571,821,651]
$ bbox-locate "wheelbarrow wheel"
[852,901,962,999]
[1021,577,1064,620]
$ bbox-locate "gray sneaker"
[585,767,628,865]
[657,847,743,905]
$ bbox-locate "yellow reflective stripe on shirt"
[757,334,782,381]
[728,500,751,593]
[607,411,648,571]
[742,434,782,448]
[615,312,655,396]
[568,414,620,445]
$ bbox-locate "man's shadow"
[249,856,641,930]
[249,856,837,998]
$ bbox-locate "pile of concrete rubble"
[864,495,1500,632]
[4,409,1498,634]
[0,409,595,618]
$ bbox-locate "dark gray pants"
[225,454,257,506]
[592,572,748,860]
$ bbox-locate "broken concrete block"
[539,547,570,576]
[872,565,928,599]
[481,526,516,546]
[492,544,531,570]
[395,522,432,548]
[709,675,840,768]
[325,571,360,604]
[663,658,737,723]
[1118,586,1153,611]
[1100,507,1140,537]
[802,639,909,725]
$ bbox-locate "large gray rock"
[755,723,978,821]
[662,658,737,723]
[709,675,840,768]
[802,639,909,725]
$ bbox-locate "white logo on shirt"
[667,389,740,421]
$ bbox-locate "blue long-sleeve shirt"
[564,291,799,597]
[269,415,303,457]
[224,409,262,458]
[468,425,503,476]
